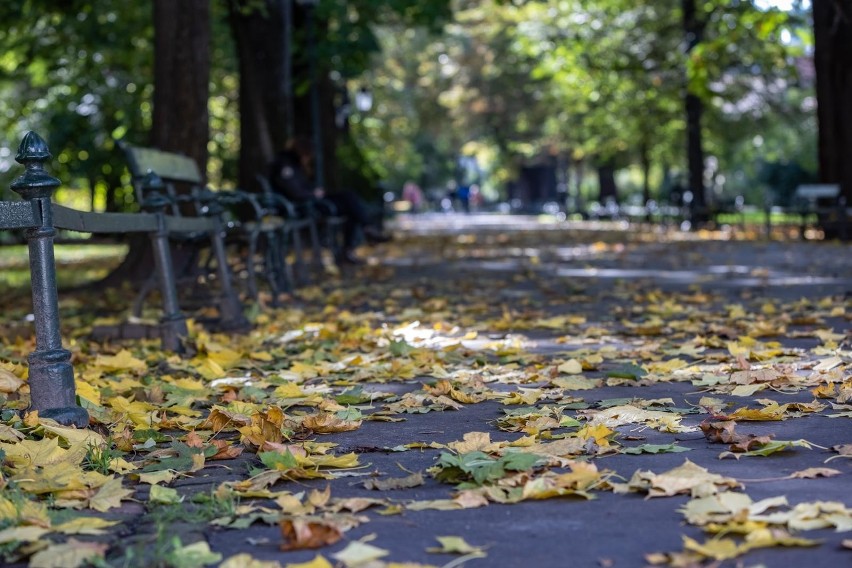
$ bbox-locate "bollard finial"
[10,131,61,200]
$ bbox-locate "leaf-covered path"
[0,215,850,568]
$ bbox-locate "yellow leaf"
[0,525,50,544]
[108,396,158,429]
[427,536,487,556]
[1,437,86,468]
[74,380,101,405]
[51,517,119,535]
[0,368,24,393]
[552,376,601,390]
[137,469,178,485]
[38,418,104,447]
[558,359,583,374]
[29,538,108,568]
[284,555,333,568]
[682,535,742,561]
[447,432,503,455]
[274,382,306,398]
[221,554,282,568]
[576,424,615,447]
[94,349,147,372]
[0,494,50,527]
[149,485,183,504]
[302,413,361,434]
[88,476,133,512]
[331,541,390,567]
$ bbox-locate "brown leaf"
[279,519,342,550]
[789,467,842,479]
[209,440,244,460]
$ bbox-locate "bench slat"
[794,184,840,200]
[124,145,203,185]
[53,205,159,233]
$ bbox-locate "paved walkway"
[5,214,852,567]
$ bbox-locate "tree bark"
[102,1,211,286]
[814,0,852,206]
[151,0,210,176]
[682,0,707,221]
[228,0,289,191]
[597,162,618,204]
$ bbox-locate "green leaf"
[335,386,372,405]
[606,364,648,380]
[389,339,414,357]
[621,443,691,455]
[259,450,299,470]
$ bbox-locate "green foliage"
[258,449,299,470]
[432,450,542,486]
[83,440,117,475]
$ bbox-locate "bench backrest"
[794,184,840,201]
[123,145,203,185]
[122,144,205,216]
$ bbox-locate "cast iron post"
[10,132,88,427]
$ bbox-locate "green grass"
[0,243,127,290]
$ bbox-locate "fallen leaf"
[280,519,342,550]
[29,539,108,568]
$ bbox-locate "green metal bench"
[121,143,304,301]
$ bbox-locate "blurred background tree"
[0,0,832,218]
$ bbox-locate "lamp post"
[297,0,323,189]
[354,86,373,113]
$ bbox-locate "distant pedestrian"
[402,181,424,213]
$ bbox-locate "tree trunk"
[102,0,211,286]
[597,162,618,204]
[151,0,210,175]
[228,0,289,191]
[814,0,852,206]
[682,0,707,222]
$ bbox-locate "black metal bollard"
[10,132,88,427]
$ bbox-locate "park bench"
[122,143,309,298]
[254,173,348,275]
[791,184,848,239]
[0,132,242,427]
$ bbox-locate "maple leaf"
[28,538,109,568]
[279,518,342,550]
[331,541,391,567]
[87,476,133,512]
[432,450,543,486]
[427,536,487,556]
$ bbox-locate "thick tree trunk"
[103,1,211,286]
[814,0,852,206]
[682,0,707,221]
[151,0,210,175]
[228,0,289,191]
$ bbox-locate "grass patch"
[0,243,127,290]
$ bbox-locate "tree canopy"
[0,0,822,212]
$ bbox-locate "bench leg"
[308,220,323,276]
[245,231,260,300]
[149,217,188,352]
[209,225,249,330]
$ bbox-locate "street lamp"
[297,0,323,188]
[354,86,372,113]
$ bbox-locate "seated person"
[268,139,388,264]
